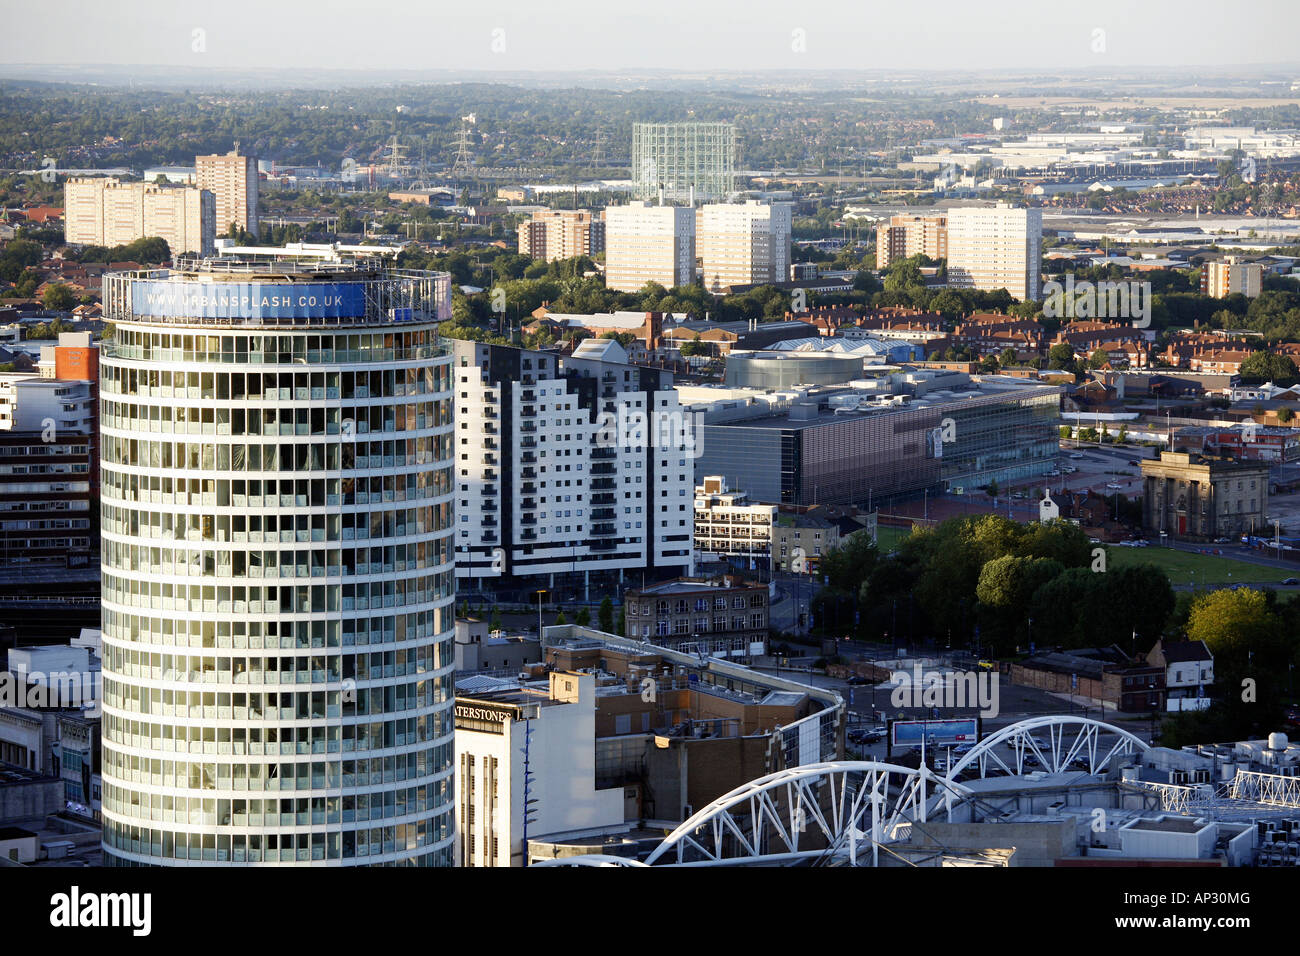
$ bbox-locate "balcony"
[590,477,615,490]
[521,452,537,464]
[521,438,537,449]
[521,482,536,494]
[591,522,617,536]
[483,500,498,512]
[521,515,537,526]
[521,498,537,510]
[521,405,537,417]
[591,507,616,520]
[590,538,617,551]
[591,492,616,504]
[590,446,617,460]
[590,462,616,475]
[482,516,498,528]
[519,422,537,434]
[521,389,536,402]
[482,453,498,466]
[522,467,537,480]
[521,531,537,541]
[484,469,499,481]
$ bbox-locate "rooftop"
[629,576,762,595]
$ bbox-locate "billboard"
[130,280,366,320]
[891,718,978,747]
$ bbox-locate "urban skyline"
[0,4,1298,912]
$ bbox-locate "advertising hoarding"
[130,280,366,320]
[890,718,978,747]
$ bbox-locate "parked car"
[1105,482,1122,490]
[1282,578,1299,586]
[1069,453,1085,459]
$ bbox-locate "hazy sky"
[2,0,1298,75]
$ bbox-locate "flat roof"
[631,578,759,595]
[1127,816,1209,833]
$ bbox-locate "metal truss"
[641,761,971,867]
[944,716,1150,781]
[1130,780,1212,814]
[530,855,648,867]
[1230,770,1300,808]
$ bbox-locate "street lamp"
[535,589,548,640]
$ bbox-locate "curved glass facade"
[98,265,457,866]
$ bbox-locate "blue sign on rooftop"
[130,280,366,320]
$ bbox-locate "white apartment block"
[604,201,695,293]
[0,373,94,434]
[63,177,214,256]
[696,200,792,293]
[946,202,1042,302]
[451,338,693,596]
[693,475,776,568]
[454,671,624,867]
[196,149,260,237]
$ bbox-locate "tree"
[1088,348,1109,369]
[575,607,591,627]
[1240,350,1298,385]
[1186,588,1277,657]
[1278,405,1295,423]
[554,611,567,626]
[488,609,501,632]
[41,283,75,312]
[985,479,999,499]
[598,596,615,633]
[820,531,879,594]
[1048,343,1076,370]
[976,555,1064,610]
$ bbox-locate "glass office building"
[696,381,1062,506]
[97,258,457,865]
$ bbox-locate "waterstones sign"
[131,280,366,320]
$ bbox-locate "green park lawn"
[1106,545,1296,587]
[875,525,912,553]
[872,523,1292,588]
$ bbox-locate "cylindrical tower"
[98,257,456,865]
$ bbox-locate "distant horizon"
[1,61,1299,95]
